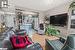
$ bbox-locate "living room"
[0,0,75,50]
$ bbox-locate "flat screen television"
[50,13,68,26]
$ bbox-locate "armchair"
[45,34,75,50]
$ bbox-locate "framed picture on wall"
[72,10,75,15]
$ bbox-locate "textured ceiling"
[12,0,73,11]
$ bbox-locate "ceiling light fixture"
[1,0,8,8]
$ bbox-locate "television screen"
[50,13,68,26]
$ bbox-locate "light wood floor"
[32,33,59,50]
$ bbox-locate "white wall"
[0,14,3,23]
[44,3,72,35]
[45,3,71,17]
[39,12,45,24]
[8,0,15,13]
[5,14,15,27]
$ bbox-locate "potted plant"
[69,1,75,8]
[45,25,60,36]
